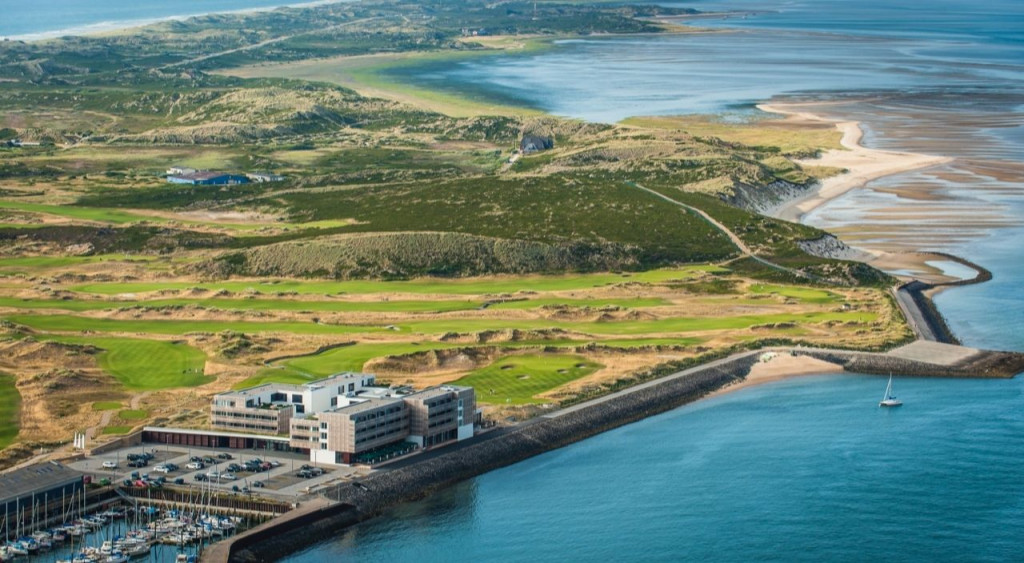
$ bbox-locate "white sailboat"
[879,374,902,407]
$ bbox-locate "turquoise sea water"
[286,1,1024,560]
[289,374,1024,562]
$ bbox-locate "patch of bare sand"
[759,103,953,223]
[708,353,844,399]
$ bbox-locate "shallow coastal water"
[0,0,349,40]
[286,1,1024,559]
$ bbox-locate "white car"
[220,472,238,481]
[101,461,118,469]
[206,470,221,479]
[186,461,204,470]
[153,465,170,473]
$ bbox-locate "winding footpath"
[627,181,814,280]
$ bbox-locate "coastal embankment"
[210,342,1024,563]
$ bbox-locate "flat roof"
[215,372,371,398]
[169,171,237,181]
[0,462,83,505]
[329,397,404,416]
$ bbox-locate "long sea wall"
[214,345,1024,563]
[220,351,760,562]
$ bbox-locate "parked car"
[153,465,170,473]
[269,461,281,468]
[173,478,185,485]
[300,464,313,471]
[296,470,312,479]
[101,460,118,469]
[194,474,208,482]
[189,456,202,463]
[227,463,242,473]
[309,468,324,477]
[98,478,111,486]
[165,463,179,471]
[128,460,147,468]
[220,472,238,481]
[186,461,204,470]
[205,470,221,479]
[130,472,140,480]
[252,481,265,488]
[202,456,216,464]
[217,453,233,460]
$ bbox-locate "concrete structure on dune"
[211,373,478,466]
[166,170,249,185]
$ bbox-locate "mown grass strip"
[92,401,123,411]
[42,336,211,390]
[0,372,20,450]
[9,310,874,338]
[70,266,726,296]
[452,354,602,405]
[118,409,148,420]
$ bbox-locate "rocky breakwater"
[221,352,762,563]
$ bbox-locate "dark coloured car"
[173,478,185,485]
[217,453,233,460]
[252,481,265,488]
[227,463,242,472]
[194,474,208,482]
[202,456,215,464]
[190,456,202,463]
[296,470,312,478]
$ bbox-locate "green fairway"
[748,284,842,304]
[92,401,123,411]
[70,266,725,297]
[0,296,670,314]
[0,255,160,275]
[9,310,874,339]
[12,315,389,336]
[0,296,484,314]
[118,409,148,420]
[101,426,134,435]
[44,336,211,390]
[452,354,602,405]
[241,336,702,389]
[0,372,20,450]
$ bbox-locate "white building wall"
[310,449,340,466]
[457,423,474,441]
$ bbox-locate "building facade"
[211,373,479,466]
[211,373,377,434]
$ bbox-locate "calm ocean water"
[0,0,347,40]
[286,1,1024,560]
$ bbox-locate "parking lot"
[68,443,372,499]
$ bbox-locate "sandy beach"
[707,352,845,400]
[760,103,953,224]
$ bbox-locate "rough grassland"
[0,372,19,450]
[45,336,210,390]
[452,355,602,405]
[92,401,123,411]
[70,267,724,296]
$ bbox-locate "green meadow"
[453,355,603,405]
[0,372,20,450]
